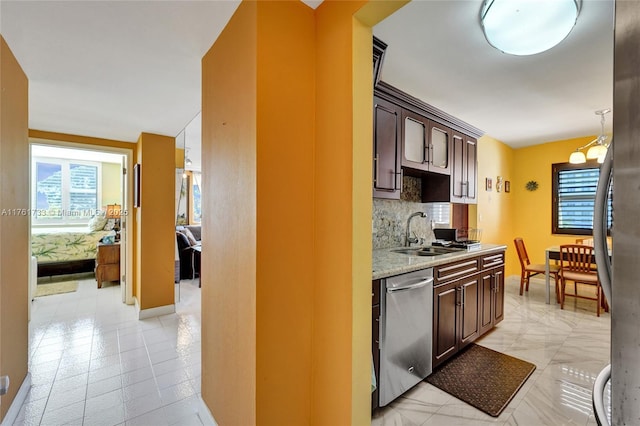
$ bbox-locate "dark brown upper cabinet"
[451,132,477,204]
[401,110,451,175]
[373,96,402,199]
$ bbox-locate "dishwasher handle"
[386,277,433,293]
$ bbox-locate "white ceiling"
[0,0,613,150]
[0,0,240,143]
[374,0,614,148]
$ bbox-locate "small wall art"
[134,164,141,207]
[485,178,493,191]
[505,180,511,193]
[496,176,503,192]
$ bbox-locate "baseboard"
[197,396,218,426]
[1,373,31,426]
[134,299,175,320]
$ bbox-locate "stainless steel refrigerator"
[592,2,640,424]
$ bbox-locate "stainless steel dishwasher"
[379,268,433,406]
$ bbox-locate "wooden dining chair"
[559,244,608,317]
[514,237,561,302]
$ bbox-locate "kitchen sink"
[391,247,462,257]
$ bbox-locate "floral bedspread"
[32,230,112,263]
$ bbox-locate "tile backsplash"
[373,198,451,249]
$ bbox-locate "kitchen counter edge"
[373,243,508,280]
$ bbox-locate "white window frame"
[32,156,103,226]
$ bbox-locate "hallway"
[13,278,202,425]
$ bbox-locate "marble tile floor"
[14,277,203,426]
[372,276,612,426]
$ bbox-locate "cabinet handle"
[374,154,379,184]
[456,287,462,306]
[395,168,403,191]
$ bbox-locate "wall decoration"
[496,176,503,192]
[485,178,493,191]
[505,181,511,193]
[133,164,141,207]
[526,180,539,191]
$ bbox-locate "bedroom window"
[192,172,201,224]
[33,157,102,224]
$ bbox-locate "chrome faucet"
[406,212,427,247]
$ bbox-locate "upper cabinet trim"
[375,81,484,140]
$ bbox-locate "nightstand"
[96,242,120,288]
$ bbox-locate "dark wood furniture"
[373,97,402,199]
[371,249,506,410]
[38,259,95,277]
[432,251,505,368]
[432,257,481,367]
[372,83,482,204]
[95,242,120,289]
[371,279,381,411]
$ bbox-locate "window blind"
[557,167,612,232]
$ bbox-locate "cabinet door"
[450,133,465,203]
[372,303,380,411]
[373,97,401,199]
[459,276,480,348]
[464,137,477,203]
[433,282,458,367]
[429,123,451,175]
[493,267,505,324]
[479,271,494,335]
[401,110,428,170]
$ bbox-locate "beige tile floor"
[15,274,611,425]
[14,276,203,426]
[372,276,612,426]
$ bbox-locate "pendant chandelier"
[569,109,611,164]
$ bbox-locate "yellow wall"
[200,0,405,424]
[476,135,516,274]
[511,136,595,272]
[135,133,175,311]
[102,162,122,205]
[0,35,30,421]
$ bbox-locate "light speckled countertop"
[373,243,507,280]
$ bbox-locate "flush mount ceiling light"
[480,0,581,56]
[569,108,611,164]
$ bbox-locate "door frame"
[29,138,135,305]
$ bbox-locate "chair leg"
[596,285,601,317]
[525,272,531,292]
[554,274,560,303]
[519,271,526,295]
[560,278,565,310]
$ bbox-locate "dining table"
[544,244,610,304]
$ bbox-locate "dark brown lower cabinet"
[372,280,381,411]
[433,274,480,368]
[480,265,505,335]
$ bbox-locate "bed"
[32,229,113,277]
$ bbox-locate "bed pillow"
[88,215,108,232]
[103,219,116,231]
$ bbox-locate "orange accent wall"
[135,133,175,310]
[201,2,257,424]
[0,35,30,421]
[200,1,405,424]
